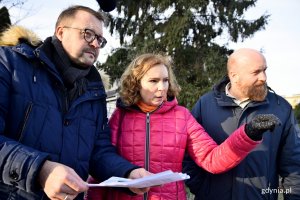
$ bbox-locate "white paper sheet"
[87,170,190,188]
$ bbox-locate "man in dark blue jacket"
[183,48,300,200]
[0,5,148,200]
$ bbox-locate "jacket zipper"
[142,103,164,200]
[143,112,151,200]
[145,112,150,170]
[63,88,69,114]
[17,102,33,141]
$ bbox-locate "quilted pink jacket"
[86,98,260,200]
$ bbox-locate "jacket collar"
[117,96,178,114]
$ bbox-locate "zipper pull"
[146,112,150,123]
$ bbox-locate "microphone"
[96,0,117,12]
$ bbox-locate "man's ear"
[55,26,64,41]
[229,71,239,83]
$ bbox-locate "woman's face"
[139,64,169,106]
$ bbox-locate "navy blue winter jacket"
[183,76,300,200]
[0,39,137,199]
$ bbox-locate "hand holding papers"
[87,170,190,188]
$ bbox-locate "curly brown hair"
[120,53,181,106]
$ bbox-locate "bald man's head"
[226,48,268,101]
[227,48,265,74]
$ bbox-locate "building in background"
[283,94,300,109]
[106,89,118,118]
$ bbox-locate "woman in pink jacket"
[86,53,279,200]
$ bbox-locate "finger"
[64,194,77,200]
[129,187,146,195]
[64,175,88,193]
[58,193,77,200]
[130,168,152,179]
[139,187,150,193]
[61,184,79,195]
[57,193,69,200]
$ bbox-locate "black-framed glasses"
[63,26,107,48]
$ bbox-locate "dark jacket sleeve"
[0,51,49,192]
[89,112,139,182]
[0,139,49,192]
[279,110,300,199]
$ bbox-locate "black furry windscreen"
[96,0,117,12]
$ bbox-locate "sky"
[4,0,300,96]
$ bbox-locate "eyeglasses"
[63,26,107,48]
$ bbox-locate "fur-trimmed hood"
[0,25,42,47]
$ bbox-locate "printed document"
[87,170,190,188]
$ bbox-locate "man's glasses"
[63,26,107,48]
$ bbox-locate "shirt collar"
[225,83,251,108]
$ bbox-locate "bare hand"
[38,160,88,200]
[127,168,152,195]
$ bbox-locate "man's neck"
[226,83,248,101]
[225,83,251,108]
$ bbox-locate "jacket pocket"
[17,102,48,148]
[17,102,63,160]
[17,102,33,141]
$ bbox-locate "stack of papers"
[87,170,190,188]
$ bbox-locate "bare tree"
[0,0,31,26]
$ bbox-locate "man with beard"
[183,48,300,200]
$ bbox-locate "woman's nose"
[158,81,167,91]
